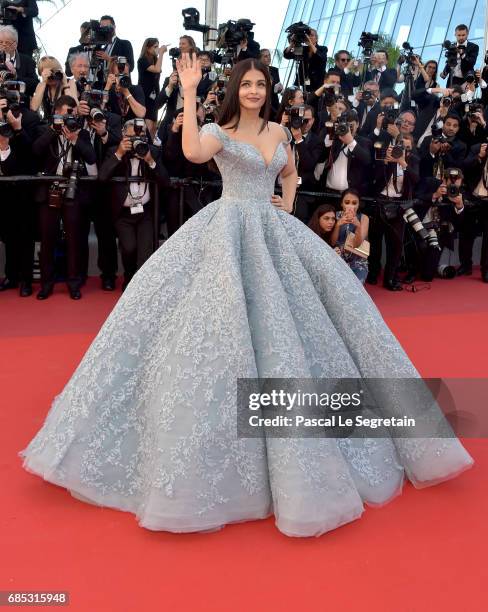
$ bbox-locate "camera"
[325,116,350,138]
[169,47,180,70]
[442,40,459,70]
[465,70,477,84]
[431,121,446,142]
[203,102,217,124]
[0,0,26,24]
[441,96,453,107]
[52,113,84,134]
[49,70,64,82]
[80,88,107,116]
[397,41,419,66]
[285,104,305,129]
[117,74,131,89]
[444,168,462,189]
[446,184,460,197]
[322,84,341,106]
[466,102,484,121]
[64,160,81,202]
[0,80,24,116]
[216,18,254,51]
[358,31,378,58]
[80,19,114,47]
[128,135,149,157]
[381,105,399,130]
[361,89,374,102]
[285,21,311,48]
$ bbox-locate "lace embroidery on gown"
[20,121,473,537]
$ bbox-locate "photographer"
[458,101,488,148]
[359,88,398,139]
[411,169,467,281]
[30,56,70,119]
[366,50,398,92]
[280,104,324,222]
[0,107,36,295]
[316,109,371,198]
[0,1,37,57]
[99,119,169,291]
[0,25,38,96]
[419,112,467,177]
[103,56,146,121]
[32,95,96,300]
[235,27,260,62]
[440,24,479,87]
[333,50,361,98]
[307,69,342,127]
[65,52,90,101]
[459,142,488,281]
[94,15,134,74]
[353,80,380,131]
[259,49,282,118]
[161,106,221,236]
[283,25,327,92]
[137,38,167,138]
[368,132,419,290]
[76,90,122,290]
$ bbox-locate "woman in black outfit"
[137,38,167,138]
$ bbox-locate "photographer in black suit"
[32,95,97,300]
[459,143,488,281]
[93,15,134,73]
[0,25,38,96]
[259,49,282,119]
[333,50,361,98]
[283,26,327,92]
[99,120,169,291]
[366,50,398,92]
[368,130,419,290]
[76,93,122,290]
[0,106,37,296]
[1,0,37,56]
[419,113,467,177]
[316,109,371,199]
[440,24,479,87]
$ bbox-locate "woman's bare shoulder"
[267,121,291,144]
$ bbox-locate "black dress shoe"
[0,278,19,291]
[366,274,378,285]
[383,280,403,291]
[403,273,416,284]
[482,271,488,283]
[69,288,82,300]
[19,282,32,297]
[37,285,53,300]
[102,278,116,291]
[456,265,472,276]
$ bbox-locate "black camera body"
[0,50,16,80]
[128,135,149,157]
[397,41,420,67]
[381,106,399,131]
[446,184,460,197]
[216,18,254,50]
[285,21,311,47]
[362,90,373,102]
[285,104,305,129]
[442,40,459,69]
[80,20,114,47]
[0,120,14,138]
[322,84,341,106]
[358,31,378,57]
[169,47,180,70]
[52,113,84,134]
[466,102,484,121]
[325,115,350,139]
[0,81,24,117]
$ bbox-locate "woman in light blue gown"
[20,55,473,537]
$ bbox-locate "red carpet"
[1,276,486,611]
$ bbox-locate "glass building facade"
[274,0,487,84]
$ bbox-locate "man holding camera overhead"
[440,24,479,87]
[283,23,327,93]
[99,119,169,291]
[32,95,97,300]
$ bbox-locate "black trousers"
[80,185,118,281]
[163,184,220,238]
[0,185,36,283]
[368,197,405,283]
[457,198,488,272]
[39,199,83,290]
[114,202,154,282]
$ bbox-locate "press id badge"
[149,91,157,100]
[130,204,144,215]
[297,176,302,186]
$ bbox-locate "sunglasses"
[338,57,350,62]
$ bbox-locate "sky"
[35,0,289,74]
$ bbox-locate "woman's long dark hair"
[308,204,337,244]
[140,38,158,63]
[217,58,272,134]
[339,188,362,211]
[275,87,302,124]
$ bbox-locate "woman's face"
[292,89,304,105]
[425,62,436,76]
[179,38,191,53]
[319,211,336,233]
[150,42,159,56]
[239,68,267,112]
[341,193,360,215]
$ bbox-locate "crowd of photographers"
[1,6,488,299]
